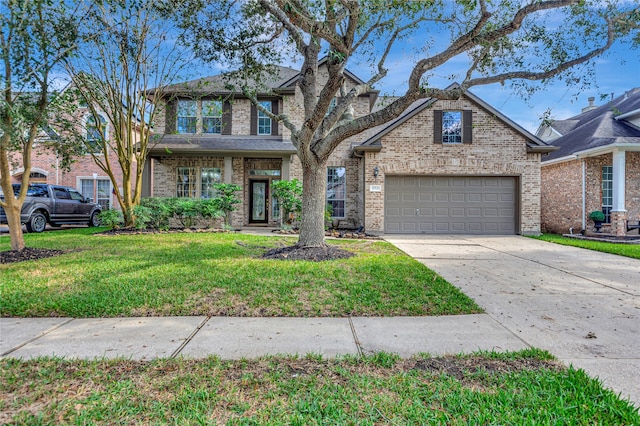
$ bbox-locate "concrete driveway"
[384,235,640,406]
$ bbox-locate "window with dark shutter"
[222,101,232,135]
[165,101,177,134]
[433,110,443,144]
[271,100,279,135]
[435,109,472,144]
[463,110,472,144]
[250,103,257,135]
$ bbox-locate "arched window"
[86,115,106,154]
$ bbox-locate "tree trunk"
[4,202,26,251]
[296,160,327,248]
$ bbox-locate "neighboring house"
[6,94,125,210]
[144,64,554,235]
[538,88,640,236]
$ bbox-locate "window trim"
[434,109,472,145]
[257,100,272,135]
[176,166,223,198]
[202,100,223,134]
[176,100,197,134]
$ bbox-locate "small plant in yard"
[271,179,303,228]
[98,209,124,229]
[131,205,153,230]
[589,210,606,222]
[140,197,175,230]
[213,183,242,228]
[173,198,199,228]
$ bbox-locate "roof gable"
[355,85,551,153]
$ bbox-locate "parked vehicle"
[0,184,102,232]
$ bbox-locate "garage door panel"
[418,193,433,202]
[385,176,517,234]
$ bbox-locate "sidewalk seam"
[348,317,364,357]
[1,318,75,357]
[170,316,210,359]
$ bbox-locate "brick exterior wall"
[541,151,640,235]
[362,98,543,235]
[150,68,546,233]
[540,159,583,234]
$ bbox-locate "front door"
[249,180,269,224]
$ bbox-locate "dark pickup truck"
[0,184,102,232]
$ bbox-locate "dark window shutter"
[463,110,472,144]
[165,100,177,134]
[271,100,279,135]
[222,101,232,135]
[433,110,443,144]
[250,103,257,135]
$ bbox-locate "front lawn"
[0,229,481,317]
[531,233,640,259]
[2,350,638,424]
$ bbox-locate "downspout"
[581,159,586,231]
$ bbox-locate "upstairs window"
[203,100,223,134]
[86,115,106,154]
[442,111,462,144]
[434,110,472,145]
[257,101,272,135]
[177,100,197,134]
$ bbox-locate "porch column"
[224,156,233,183]
[611,149,627,236]
[282,155,291,180]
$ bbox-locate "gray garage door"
[385,176,518,234]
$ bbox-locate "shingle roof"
[158,66,300,96]
[543,88,640,162]
[149,134,297,155]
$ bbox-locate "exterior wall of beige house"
[358,97,545,235]
[146,65,552,234]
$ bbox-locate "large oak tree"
[181,0,639,248]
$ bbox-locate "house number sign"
[369,185,382,192]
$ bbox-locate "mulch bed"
[262,245,355,262]
[0,247,65,264]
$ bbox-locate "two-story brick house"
[145,65,554,234]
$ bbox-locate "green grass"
[1,350,638,424]
[0,228,481,317]
[531,233,640,259]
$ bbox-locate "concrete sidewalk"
[0,315,526,361]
